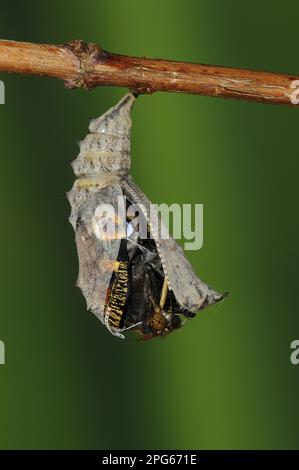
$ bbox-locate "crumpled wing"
[67,180,124,323]
[121,175,224,312]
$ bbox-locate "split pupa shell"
[67,93,225,338]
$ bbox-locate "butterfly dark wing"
[121,175,224,313]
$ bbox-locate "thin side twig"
[0,39,298,106]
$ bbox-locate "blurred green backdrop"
[0,0,299,450]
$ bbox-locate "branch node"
[63,39,102,90]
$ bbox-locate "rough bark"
[0,39,298,106]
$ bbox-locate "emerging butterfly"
[67,93,226,339]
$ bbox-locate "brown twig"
[0,38,298,106]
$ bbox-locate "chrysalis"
[67,93,225,339]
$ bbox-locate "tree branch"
[0,39,298,106]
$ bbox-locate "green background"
[0,0,299,450]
